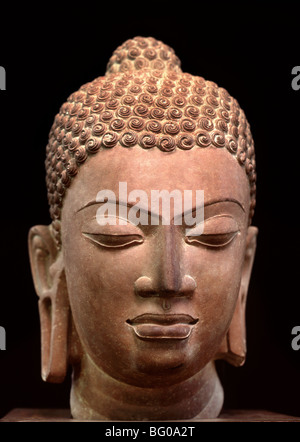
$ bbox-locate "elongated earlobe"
[28,225,70,382]
[216,226,258,366]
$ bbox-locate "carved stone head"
[28,37,257,420]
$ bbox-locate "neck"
[70,355,223,420]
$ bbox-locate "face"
[61,146,250,388]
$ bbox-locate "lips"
[126,314,198,340]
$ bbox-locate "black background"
[0,1,299,420]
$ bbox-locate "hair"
[45,36,256,248]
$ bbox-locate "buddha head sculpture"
[28,37,257,420]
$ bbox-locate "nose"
[134,226,197,298]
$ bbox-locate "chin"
[118,343,207,388]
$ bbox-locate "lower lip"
[129,323,194,340]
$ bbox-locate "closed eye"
[83,232,144,248]
[185,214,239,248]
[186,231,238,248]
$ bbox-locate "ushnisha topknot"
[45,36,256,247]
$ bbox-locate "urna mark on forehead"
[45,36,256,247]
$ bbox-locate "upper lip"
[126,313,198,326]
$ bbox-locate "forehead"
[63,145,250,213]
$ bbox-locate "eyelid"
[81,215,145,249]
[82,216,145,236]
[82,232,144,248]
[186,231,238,248]
[187,214,239,236]
[185,215,239,248]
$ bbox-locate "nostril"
[134,275,197,298]
[137,290,160,298]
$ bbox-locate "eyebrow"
[197,198,245,213]
[77,198,155,216]
[77,197,245,216]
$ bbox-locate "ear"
[28,225,70,383]
[216,226,258,367]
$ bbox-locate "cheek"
[188,238,246,333]
[62,232,148,341]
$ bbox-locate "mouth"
[126,314,198,341]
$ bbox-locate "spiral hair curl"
[45,36,256,248]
